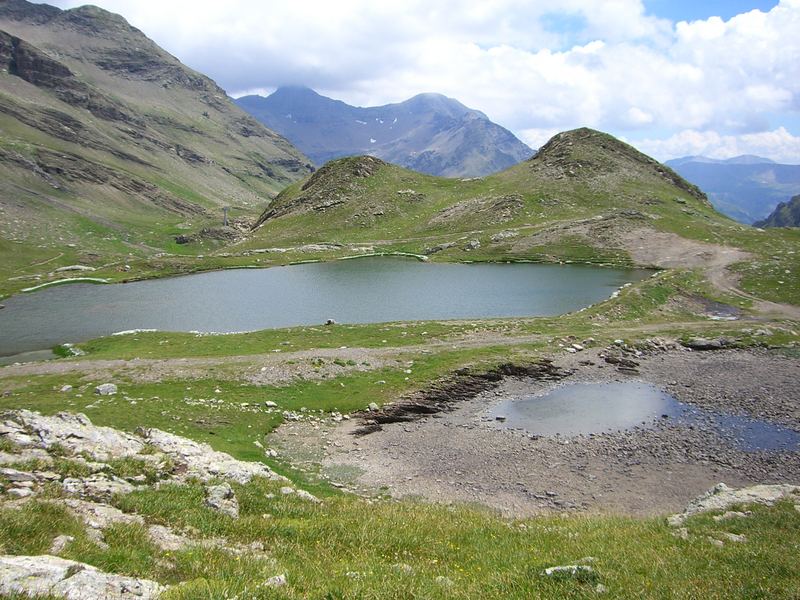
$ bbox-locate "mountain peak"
[530,128,707,201]
[236,87,531,176]
[754,194,800,228]
[272,85,322,97]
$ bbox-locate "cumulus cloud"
[634,127,800,163]
[43,0,800,162]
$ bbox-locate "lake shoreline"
[274,344,800,517]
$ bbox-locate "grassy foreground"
[1,482,798,599]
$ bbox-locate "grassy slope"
[1,277,799,596]
[1,208,799,595]
[0,1,312,297]
[235,130,799,306]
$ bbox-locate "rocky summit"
[754,194,800,228]
[236,86,533,177]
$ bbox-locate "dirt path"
[622,227,800,320]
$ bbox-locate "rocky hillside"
[0,0,312,290]
[754,195,800,228]
[242,127,730,267]
[236,86,532,177]
[666,155,800,224]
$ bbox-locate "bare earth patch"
[272,346,800,517]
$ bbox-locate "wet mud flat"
[273,345,800,517]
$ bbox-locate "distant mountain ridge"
[668,155,778,166]
[236,86,533,177]
[666,155,800,224]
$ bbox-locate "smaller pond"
[486,382,800,452]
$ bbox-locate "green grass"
[1,483,798,598]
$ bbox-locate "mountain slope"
[235,86,532,178]
[754,195,800,228]
[0,0,312,292]
[666,156,800,224]
[240,128,735,269]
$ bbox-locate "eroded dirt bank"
[272,345,800,517]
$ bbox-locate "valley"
[0,1,798,598]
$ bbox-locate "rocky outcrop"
[754,194,800,228]
[1,411,144,461]
[138,427,283,484]
[667,483,800,526]
[255,156,386,226]
[0,29,137,123]
[529,128,708,203]
[0,410,284,484]
[0,555,164,599]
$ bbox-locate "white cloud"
[43,0,800,162]
[634,127,800,163]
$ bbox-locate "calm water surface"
[0,258,650,357]
[488,382,800,452]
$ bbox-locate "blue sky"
[46,0,800,163]
[644,0,779,22]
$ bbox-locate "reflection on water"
[487,382,800,452]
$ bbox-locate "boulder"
[0,468,36,482]
[62,475,135,502]
[205,483,239,518]
[542,565,596,580]
[139,427,283,484]
[0,555,164,599]
[94,383,118,396]
[681,337,736,351]
[1,410,282,485]
[48,535,75,555]
[263,574,287,588]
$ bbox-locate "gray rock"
[0,468,36,482]
[205,483,239,518]
[368,402,379,412]
[263,574,287,588]
[1,411,143,461]
[464,239,481,250]
[147,525,191,552]
[668,483,800,526]
[2,410,283,487]
[62,475,135,502]
[712,511,750,522]
[490,230,518,242]
[139,427,283,484]
[672,528,690,540]
[543,565,596,579]
[48,535,75,555]
[54,265,96,273]
[0,554,164,599]
[295,489,321,503]
[681,337,736,351]
[7,488,33,499]
[94,384,118,396]
[64,499,144,530]
[60,385,73,393]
